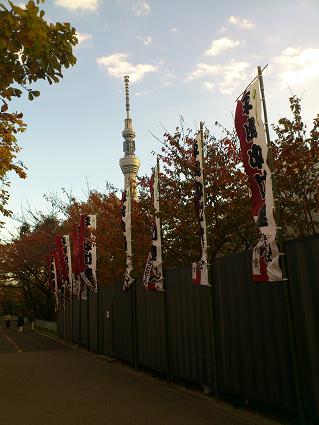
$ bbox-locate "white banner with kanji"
[61,234,72,299]
[235,78,282,281]
[49,252,59,310]
[80,215,98,292]
[143,164,164,291]
[122,187,134,291]
[192,131,209,286]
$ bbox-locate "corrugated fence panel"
[72,296,80,343]
[166,266,213,386]
[56,235,318,419]
[136,278,167,374]
[214,251,296,414]
[57,308,64,338]
[286,235,319,420]
[80,299,88,347]
[88,292,98,352]
[112,282,134,364]
[65,301,71,340]
[98,286,114,356]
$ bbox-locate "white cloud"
[134,90,148,96]
[170,27,179,34]
[203,81,216,90]
[96,53,157,83]
[186,60,250,94]
[273,47,319,86]
[204,37,243,57]
[228,16,255,29]
[137,35,152,46]
[54,0,100,11]
[131,0,150,16]
[76,32,93,44]
[161,70,176,87]
[218,26,227,33]
[186,63,221,81]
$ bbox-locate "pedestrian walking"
[17,313,24,333]
[5,313,12,329]
[29,310,35,331]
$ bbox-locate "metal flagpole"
[257,66,305,425]
[71,277,73,342]
[63,287,66,341]
[157,157,171,382]
[96,265,100,353]
[129,183,138,370]
[200,121,218,399]
[79,281,82,346]
[87,289,90,351]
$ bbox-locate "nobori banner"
[80,215,97,292]
[235,78,282,282]
[121,188,134,291]
[143,164,163,291]
[192,130,209,286]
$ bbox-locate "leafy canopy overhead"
[0,0,78,222]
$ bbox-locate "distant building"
[119,75,140,199]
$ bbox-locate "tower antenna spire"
[119,75,140,199]
[124,75,130,120]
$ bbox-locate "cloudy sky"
[2,0,319,236]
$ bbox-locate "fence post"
[258,66,305,424]
[87,290,90,351]
[208,261,218,398]
[79,291,82,346]
[132,281,138,370]
[163,271,171,382]
[96,289,100,353]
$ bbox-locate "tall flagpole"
[200,122,218,398]
[157,156,171,382]
[71,275,74,342]
[63,286,66,340]
[257,66,305,425]
[129,182,138,370]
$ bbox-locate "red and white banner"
[235,78,282,281]
[60,235,73,299]
[71,224,81,298]
[192,131,209,286]
[48,252,59,309]
[121,187,134,291]
[55,235,69,284]
[143,164,163,291]
[80,215,97,293]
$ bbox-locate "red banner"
[55,235,69,283]
[235,78,282,282]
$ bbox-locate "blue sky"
[2,0,319,238]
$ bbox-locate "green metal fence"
[57,234,319,422]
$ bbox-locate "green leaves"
[273,96,319,236]
[28,90,40,100]
[0,0,78,224]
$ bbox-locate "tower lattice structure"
[119,75,140,199]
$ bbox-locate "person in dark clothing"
[29,310,35,331]
[17,313,24,333]
[5,313,12,329]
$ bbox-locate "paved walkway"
[0,325,281,425]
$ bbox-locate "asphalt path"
[0,325,280,425]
